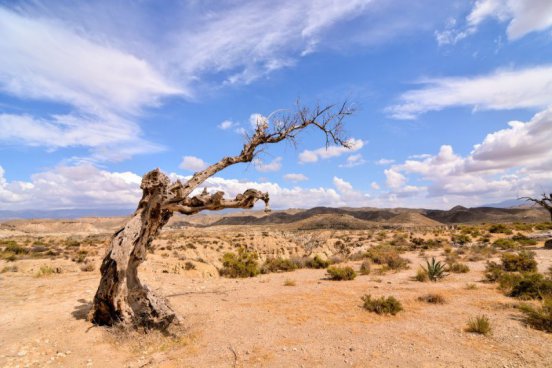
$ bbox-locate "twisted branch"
[162,101,354,214]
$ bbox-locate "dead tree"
[520,193,552,222]
[89,102,354,329]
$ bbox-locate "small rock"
[17,351,27,357]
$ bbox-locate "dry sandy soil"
[1,220,551,368]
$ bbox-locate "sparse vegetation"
[35,265,61,277]
[359,260,371,275]
[417,293,445,304]
[261,257,298,274]
[305,255,330,269]
[219,248,260,278]
[326,266,356,281]
[365,245,409,270]
[488,224,513,235]
[448,262,470,273]
[519,298,552,333]
[361,295,403,315]
[283,279,296,286]
[465,315,491,335]
[501,251,537,273]
[423,257,447,282]
[415,268,429,282]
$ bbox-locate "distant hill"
[1,205,548,231]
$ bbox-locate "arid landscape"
[1,206,551,367]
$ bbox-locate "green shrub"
[535,223,552,230]
[501,251,537,273]
[361,295,403,315]
[508,273,552,300]
[492,238,518,250]
[484,261,503,282]
[305,255,330,269]
[261,257,298,274]
[511,234,537,246]
[519,298,552,333]
[365,245,408,270]
[488,224,513,234]
[417,293,446,304]
[219,248,260,278]
[451,234,471,245]
[448,262,470,273]
[423,257,447,282]
[465,315,491,335]
[3,241,27,255]
[326,266,356,281]
[359,260,371,275]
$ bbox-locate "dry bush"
[35,265,62,277]
[415,268,429,282]
[261,257,298,274]
[519,298,552,333]
[219,248,259,278]
[80,262,95,272]
[359,260,371,275]
[417,293,446,304]
[326,266,356,281]
[283,279,296,286]
[361,295,403,315]
[448,262,470,273]
[465,315,491,335]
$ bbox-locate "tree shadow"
[72,299,92,321]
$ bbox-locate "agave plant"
[423,257,447,282]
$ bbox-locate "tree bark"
[90,169,176,329]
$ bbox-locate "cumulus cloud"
[0,164,141,210]
[386,65,552,119]
[179,156,209,171]
[299,138,364,163]
[284,173,308,182]
[383,108,552,205]
[435,0,552,45]
[371,182,380,190]
[253,157,283,172]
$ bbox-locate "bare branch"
[166,101,354,203]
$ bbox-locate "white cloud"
[387,65,552,119]
[284,173,309,182]
[375,158,395,165]
[253,157,283,172]
[384,168,407,189]
[371,182,380,190]
[468,0,552,40]
[0,164,141,210]
[339,154,367,168]
[218,120,235,130]
[0,7,181,161]
[179,156,209,171]
[382,108,552,206]
[299,138,364,163]
[435,0,552,45]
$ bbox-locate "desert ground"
[1,211,551,368]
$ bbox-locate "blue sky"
[1,0,552,211]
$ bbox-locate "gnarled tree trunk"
[90,169,176,328]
